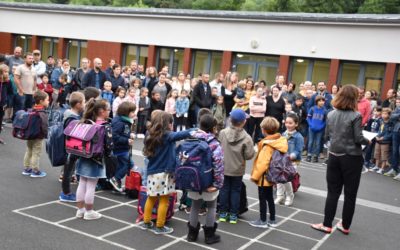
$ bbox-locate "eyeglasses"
[33,53,40,56]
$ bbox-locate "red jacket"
[358,98,371,127]
[37,82,54,104]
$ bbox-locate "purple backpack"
[64,119,105,158]
[266,150,297,184]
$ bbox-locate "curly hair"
[143,111,173,157]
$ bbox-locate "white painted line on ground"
[154,236,187,250]
[299,166,326,173]
[311,227,337,250]
[12,200,58,212]
[99,225,135,238]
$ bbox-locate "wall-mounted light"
[20,36,26,39]
[296,59,304,63]
[250,40,259,49]
[237,54,243,58]
[174,49,178,53]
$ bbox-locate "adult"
[51,59,74,89]
[300,81,312,97]
[152,73,172,104]
[160,65,171,78]
[192,73,213,116]
[364,90,377,115]
[45,55,56,78]
[223,72,238,115]
[136,64,145,80]
[172,71,190,94]
[143,66,158,95]
[330,84,340,99]
[310,81,332,111]
[281,82,296,104]
[265,86,286,128]
[388,100,400,180]
[311,84,370,235]
[129,60,138,76]
[104,59,116,77]
[382,89,396,110]
[82,58,107,90]
[357,88,371,127]
[107,63,125,92]
[210,72,224,96]
[32,50,46,84]
[73,58,90,90]
[14,53,36,111]
[271,75,285,91]
[6,46,24,69]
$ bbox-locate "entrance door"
[233,61,278,86]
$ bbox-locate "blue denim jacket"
[283,130,304,161]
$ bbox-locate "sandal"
[311,223,332,234]
[336,222,350,235]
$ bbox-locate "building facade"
[0,2,399,98]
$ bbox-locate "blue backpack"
[48,104,69,127]
[12,110,44,140]
[175,138,214,192]
[266,150,297,184]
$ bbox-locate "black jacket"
[108,74,125,92]
[192,81,212,108]
[111,116,131,153]
[82,69,107,90]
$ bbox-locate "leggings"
[189,199,217,228]
[62,154,78,195]
[76,177,98,205]
[258,186,275,222]
[144,195,169,228]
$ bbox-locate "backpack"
[175,138,214,192]
[12,110,44,140]
[136,186,177,223]
[125,169,141,199]
[266,150,297,184]
[48,104,68,127]
[64,119,106,158]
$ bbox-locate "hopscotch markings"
[311,227,337,250]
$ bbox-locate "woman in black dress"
[265,86,286,129]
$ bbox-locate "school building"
[0,2,400,98]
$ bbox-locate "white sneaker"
[274,197,284,205]
[83,210,102,220]
[284,195,294,206]
[393,173,400,180]
[76,209,85,219]
[376,169,383,174]
[370,166,380,172]
[384,169,396,177]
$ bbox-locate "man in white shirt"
[32,50,46,84]
[14,53,37,111]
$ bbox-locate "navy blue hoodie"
[111,116,132,153]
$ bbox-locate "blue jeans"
[114,152,133,181]
[21,94,33,110]
[308,129,323,157]
[219,175,243,215]
[391,131,400,172]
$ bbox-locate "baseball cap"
[230,109,249,123]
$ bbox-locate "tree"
[241,0,275,11]
[192,0,245,11]
[301,0,346,13]
[358,0,400,14]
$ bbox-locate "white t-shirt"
[15,64,36,95]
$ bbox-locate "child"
[306,96,327,163]
[59,92,86,202]
[4,65,17,124]
[175,89,189,132]
[131,78,141,101]
[248,87,266,143]
[218,109,255,224]
[187,114,224,244]
[212,95,226,133]
[233,81,246,110]
[165,89,178,130]
[124,87,138,107]
[249,117,288,228]
[150,90,164,114]
[276,113,304,206]
[292,95,308,139]
[365,106,382,170]
[112,87,126,116]
[109,101,136,192]
[57,73,72,106]
[373,108,393,174]
[21,90,50,177]
[137,87,151,138]
[0,64,13,144]
[281,103,294,131]
[211,87,219,106]
[75,99,113,220]
[101,81,114,108]
[138,111,194,234]
[37,74,53,106]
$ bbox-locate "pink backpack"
[64,119,105,158]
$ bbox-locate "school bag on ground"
[175,138,214,192]
[135,186,177,223]
[125,169,141,199]
[266,150,297,184]
[64,119,105,158]
[291,172,301,193]
[12,110,44,140]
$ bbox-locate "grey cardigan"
[326,110,369,156]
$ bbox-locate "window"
[66,40,87,68]
[14,34,32,54]
[289,58,330,84]
[122,45,148,68]
[40,37,59,60]
[339,62,385,92]
[232,53,279,84]
[191,50,223,77]
[156,47,184,76]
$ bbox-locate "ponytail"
[82,98,108,121]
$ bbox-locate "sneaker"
[109,177,123,192]
[319,153,325,159]
[311,223,332,234]
[370,166,380,172]
[393,173,400,181]
[59,192,77,202]
[83,210,102,220]
[0,138,5,144]
[22,168,33,176]
[229,214,238,224]
[312,157,319,163]
[249,219,269,228]
[152,226,173,235]
[305,156,311,162]
[30,170,47,178]
[76,209,85,219]
[384,169,397,177]
[58,175,63,182]
[219,212,228,222]
[185,207,191,214]
[376,169,383,174]
[284,195,294,206]
[274,197,284,205]
[336,222,350,235]
[198,207,207,216]
[268,220,277,228]
[137,221,154,230]
[322,160,328,166]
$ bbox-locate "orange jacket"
[251,133,288,187]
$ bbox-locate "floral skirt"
[146,172,175,196]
